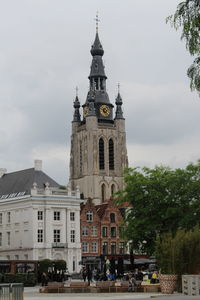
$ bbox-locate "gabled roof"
[95,203,108,218]
[0,168,60,197]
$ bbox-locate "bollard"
[0,284,10,300]
[11,283,24,300]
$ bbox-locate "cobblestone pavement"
[24,286,200,300]
[23,286,162,300]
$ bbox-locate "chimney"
[34,160,42,171]
[0,168,7,178]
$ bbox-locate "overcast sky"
[0,0,199,185]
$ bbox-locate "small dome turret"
[90,32,104,56]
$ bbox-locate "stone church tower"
[69,26,128,204]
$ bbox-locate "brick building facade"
[80,198,128,270]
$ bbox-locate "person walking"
[86,266,92,285]
[82,267,87,282]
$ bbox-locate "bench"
[70,282,89,287]
[141,283,160,292]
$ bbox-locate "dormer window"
[110,213,116,223]
[86,211,93,222]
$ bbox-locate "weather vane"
[118,83,120,93]
[94,11,100,32]
[76,86,78,97]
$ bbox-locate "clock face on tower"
[100,105,110,117]
[83,106,89,117]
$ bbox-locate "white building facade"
[0,162,82,273]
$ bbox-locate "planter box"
[182,275,200,296]
[159,274,177,294]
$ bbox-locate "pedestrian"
[82,267,87,282]
[41,272,48,286]
[86,266,92,285]
[151,271,158,284]
[128,274,137,292]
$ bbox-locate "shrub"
[3,273,37,286]
[156,227,200,275]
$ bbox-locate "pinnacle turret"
[73,92,81,122]
[115,87,124,119]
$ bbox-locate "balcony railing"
[52,242,67,248]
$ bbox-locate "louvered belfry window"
[109,139,114,170]
[99,138,105,170]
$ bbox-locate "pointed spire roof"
[115,84,124,119]
[90,32,104,56]
[73,88,81,122]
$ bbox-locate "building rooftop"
[0,160,60,197]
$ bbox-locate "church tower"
[69,21,128,204]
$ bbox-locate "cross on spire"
[76,86,78,97]
[94,11,100,32]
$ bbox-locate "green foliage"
[117,160,200,255]
[156,227,200,274]
[38,259,53,273]
[3,273,37,286]
[167,0,200,95]
[53,260,66,271]
[59,185,67,190]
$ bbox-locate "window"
[111,227,116,237]
[0,233,2,246]
[38,229,43,242]
[102,242,108,254]
[110,213,116,223]
[71,230,75,243]
[24,254,28,260]
[7,232,10,246]
[70,212,75,221]
[73,257,76,272]
[82,241,89,253]
[82,226,89,236]
[80,142,82,173]
[99,138,105,170]
[0,213,2,224]
[54,211,60,221]
[119,242,125,254]
[101,184,106,202]
[38,211,43,220]
[7,212,11,223]
[92,226,97,236]
[86,211,93,222]
[111,184,116,196]
[111,242,116,254]
[15,255,19,260]
[109,139,114,170]
[53,230,60,243]
[92,241,98,253]
[102,226,108,237]
[119,227,125,238]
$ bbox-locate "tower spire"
[115,83,124,119]
[73,87,81,122]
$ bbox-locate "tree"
[167,0,200,95]
[117,160,200,255]
[38,259,53,273]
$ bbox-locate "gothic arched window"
[109,138,114,170]
[111,184,116,196]
[99,138,105,170]
[101,184,106,202]
[80,142,82,173]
